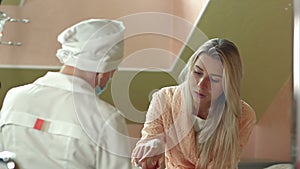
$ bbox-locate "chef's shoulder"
[3,84,34,101]
[96,99,125,119]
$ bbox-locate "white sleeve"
[96,148,132,169]
[96,113,132,169]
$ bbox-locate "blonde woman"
[132,38,257,169]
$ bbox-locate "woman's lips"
[194,91,207,98]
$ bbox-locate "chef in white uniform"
[0,19,132,169]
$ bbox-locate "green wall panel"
[181,0,293,119]
[0,68,54,108]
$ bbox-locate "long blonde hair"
[178,38,243,169]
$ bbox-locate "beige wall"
[241,77,292,161]
[0,0,206,69]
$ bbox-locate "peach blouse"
[135,85,256,169]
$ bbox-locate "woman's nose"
[197,76,210,89]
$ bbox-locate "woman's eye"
[210,77,220,83]
[193,71,203,76]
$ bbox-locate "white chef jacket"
[0,72,132,169]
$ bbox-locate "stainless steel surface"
[239,161,292,169]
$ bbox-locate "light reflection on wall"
[294,0,300,167]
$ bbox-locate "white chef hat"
[56,18,125,73]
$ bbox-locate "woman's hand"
[132,139,164,169]
[134,155,162,169]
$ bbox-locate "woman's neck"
[197,111,208,119]
[195,104,210,119]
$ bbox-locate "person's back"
[1,79,94,169]
[1,73,131,169]
[0,19,131,169]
